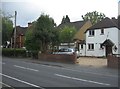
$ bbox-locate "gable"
[74,20,92,41]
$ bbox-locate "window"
[89,30,95,36]
[88,44,94,50]
[100,44,102,49]
[101,29,104,34]
[100,44,103,49]
[81,44,83,49]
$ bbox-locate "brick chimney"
[111,17,116,19]
[28,22,32,27]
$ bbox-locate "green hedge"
[2,48,26,57]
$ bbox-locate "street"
[1,57,118,88]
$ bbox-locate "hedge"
[2,48,26,57]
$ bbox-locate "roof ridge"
[86,17,118,31]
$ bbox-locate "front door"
[105,45,112,57]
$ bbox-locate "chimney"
[111,17,116,19]
[28,22,32,27]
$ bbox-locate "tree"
[25,14,56,53]
[50,28,60,52]
[82,11,106,25]
[2,11,13,47]
[61,15,70,24]
[25,22,39,51]
[59,26,77,47]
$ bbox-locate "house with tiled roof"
[80,17,120,57]
[57,20,92,49]
[11,26,28,48]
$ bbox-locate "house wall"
[85,27,119,57]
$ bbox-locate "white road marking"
[14,65,39,72]
[55,73,111,86]
[0,73,44,88]
[0,82,13,88]
[0,62,5,64]
[41,64,117,78]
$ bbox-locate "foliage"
[2,11,13,46]
[49,28,60,52]
[61,15,70,24]
[2,48,26,57]
[82,11,106,25]
[25,22,40,51]
[59,26,77,46]
[25,14,57,53]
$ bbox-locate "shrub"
[31,50,39,59]
[2,48,26,57]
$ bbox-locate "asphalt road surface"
[1,57,118,88]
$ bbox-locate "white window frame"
[89,30,95,36]
[100,28,104,35]
[88,44,94,51]
[81,44,83,49]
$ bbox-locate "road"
[1,57,118,88]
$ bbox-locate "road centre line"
[41,64,117,78]
[55,73,111,86]
[0,82,13,88]
[14,65,39,72]
[0,73,45,88]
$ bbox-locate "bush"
[31,50,39,59]
[2,48,26,57]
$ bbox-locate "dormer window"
[101,28,104,35]
[89,30,94,36]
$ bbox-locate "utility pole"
[14,11,17,49]
[14,11,17,56]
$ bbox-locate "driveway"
[77,57,107,68]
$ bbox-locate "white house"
[79,17,120,57]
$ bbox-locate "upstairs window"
[89,30,95,36]
[101,28,104,35]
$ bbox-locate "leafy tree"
[82,11,106,25]
[61,15,70,24]
[2,11,13,47]
[25,14,56,53]
[25,22,40,51]
[59,26,77,47]
[50,28,60,52]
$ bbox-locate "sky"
[1,0,119,27]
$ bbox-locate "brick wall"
[38,53,77,64]
[107,54,120,68]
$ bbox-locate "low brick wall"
[107,54,120,68]
[38,53,77,64]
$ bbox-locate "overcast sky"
[2,0,119,27]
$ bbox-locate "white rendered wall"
[79,44,86,56]
[85,27,119,57]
